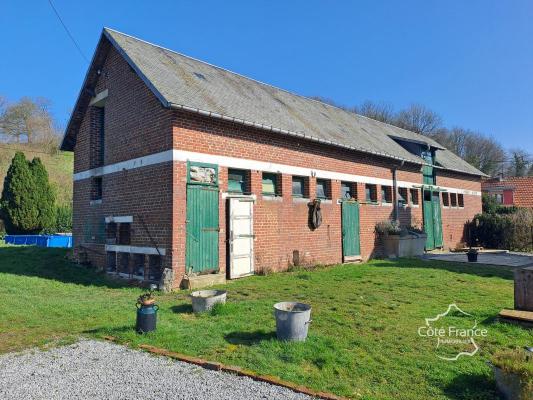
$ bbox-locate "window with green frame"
[228,169,247,193]
[262,172,279,196]
[292,176,306,197]
[316,179,330,199]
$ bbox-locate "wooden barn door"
[185,162,219,274]
[228,197,254,279]
[342,201,361,261]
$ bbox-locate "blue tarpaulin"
[4,234,72,248]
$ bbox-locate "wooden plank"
[499,308,533,322]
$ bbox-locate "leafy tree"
[30,157,56,232]
[0,152,57,233]
[0,152,39,233]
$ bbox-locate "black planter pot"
[467,252,478,262]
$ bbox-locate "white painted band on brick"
[73,149,482,196]
[89,89,109,107]
[73,150,174,181]
[105,244,165,256]
[105,215,133,223]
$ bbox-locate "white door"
[229,197,254,278]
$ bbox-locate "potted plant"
[137,284,158,306]
[467,248,479,262]
[491,348,533,400]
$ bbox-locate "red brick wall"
[437,171,482,249]
[171,110,472,275]
[73,45,174,272]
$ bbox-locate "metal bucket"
[273,302,312,341]
[190,290,227,313]
[136,303,159,333]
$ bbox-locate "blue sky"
[1,1,532,152]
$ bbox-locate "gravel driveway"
[0,339,312,400]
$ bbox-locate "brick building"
[61,28,485,288]
[482,176,533,208]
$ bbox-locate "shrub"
[471,208,533,251]
[55,204,72,233]
[491,349,533,392]
[375,220,402,235]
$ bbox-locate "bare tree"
[394,103,443,136]
[353,100,394,123]
[507,149,531,177]
[0,96,60,146]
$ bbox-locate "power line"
[46,0,89,64]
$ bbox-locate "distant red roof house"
[481,177,533,208]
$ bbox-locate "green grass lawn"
[0,245,531,399]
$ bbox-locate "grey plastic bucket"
[273,302,312,341]
[190,290,227,313]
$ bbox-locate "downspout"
[392,160,405,223]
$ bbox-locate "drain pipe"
[392,161,405,223]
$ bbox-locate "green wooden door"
[423,189,443,250]
[431,192,443,247]
[342,201,361,258]
[423,190,435,250]
[186,185,219,273]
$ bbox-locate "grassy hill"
[0,144,73,206]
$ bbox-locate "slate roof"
[62,28,486,177]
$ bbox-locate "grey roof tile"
[100,28,485,177]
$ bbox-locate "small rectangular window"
[341,182,357,200]
[316,179,330,199]
[410,189,419,205]
[424,190,431,202]
[458,194,464,207]
[398,187,408,206]
[118,252,130,275]
[442,192,450,207]
[133,253,145,277]
[91,177,103,200]
[292,176,305,197]
[105,222,117,244]
[494,193,503,204]
[365,184,377,203]
[106,251,116,272]
[450,193,458,207]
[262,172,279,196]
[98,107,105,166]
[228,169,247,193]
[381,186,392,203]
[148,255,162,281]
[118,223,131,245]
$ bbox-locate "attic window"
[193,72,207,80]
